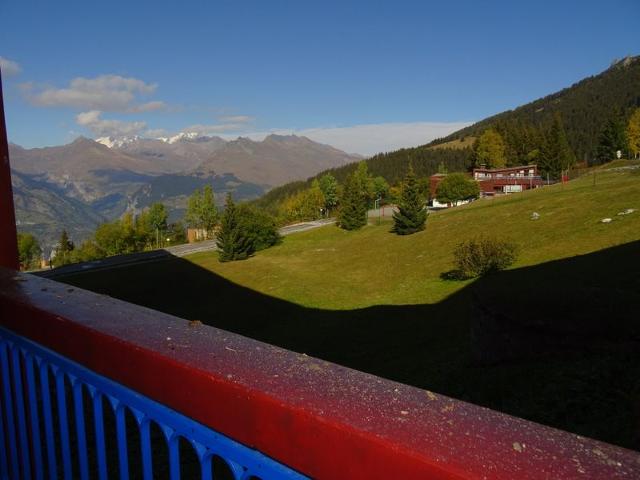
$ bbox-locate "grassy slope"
[189,165,640,309]
[60,165,640,449]
[428,136,476,150]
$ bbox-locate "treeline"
[33,184,282,269]
[256,147,473,213]
[51,204,184,266]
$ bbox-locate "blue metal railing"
[0,326,307,480]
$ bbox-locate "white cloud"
[216,121,473,155]
[76,110,147,137]
[144,128,170,138]
[25,74,159,111]
[0,57,22,76]
[127,100,167,113]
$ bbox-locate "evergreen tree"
[626,108,640,159]
[54,230,75,266]
[392,164,427,235]
[596,118,629,163]
[540,114,576,177]
[337,170,368,230]
[217,194,254,262]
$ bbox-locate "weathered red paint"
[1,269,639,479]
[0,72,19,270]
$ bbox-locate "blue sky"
[1,0,638,155]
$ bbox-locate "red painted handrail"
[1,269,638,479]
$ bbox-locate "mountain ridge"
[11,134,360,244]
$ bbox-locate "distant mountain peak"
[158,132,200,144]
[70,136,96,145]
[609,55,638,69]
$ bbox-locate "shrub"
[452,237,518,279]
[237,204,282,251]
[435,173,480,206]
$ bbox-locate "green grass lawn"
[188,165,640,309]
[59,166,640,449]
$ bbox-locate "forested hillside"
[431,56,640,162]
[255,147,472,210]
[256,56,640,210]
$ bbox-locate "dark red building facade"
[430,165,546,206]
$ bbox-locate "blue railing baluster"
[10,345,32,480]
[0,328,307,480]
[114,402,130,480]
[54,368,73,479]
[0,343,10,479]
[168,434,180,480]
[25,353,44,480]
[72,378,90,480]
[1,340,20,479]
[200,454,213,480]
[138,415,153,480]
[38,361,58,480]
[92,391,108,480]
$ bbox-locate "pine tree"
[392,164,427,235]
[338,171,368,230]
[540,114,576,177]
[217,194,254,262]
[597,118,629,163]
[54,230,75,266]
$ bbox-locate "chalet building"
[472,164,545,195]
[430,165,546,207]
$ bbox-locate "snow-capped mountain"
[95,135,143,148]
[157,132,200,144]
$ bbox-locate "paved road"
[37,218,336,279]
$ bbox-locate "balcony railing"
[2,269,640,479]
[0,321,305,480]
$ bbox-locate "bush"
[237,204,282,251]
[452,237,518,279]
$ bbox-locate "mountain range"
[11,134,359,246]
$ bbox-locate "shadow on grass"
[54,241,640,450]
